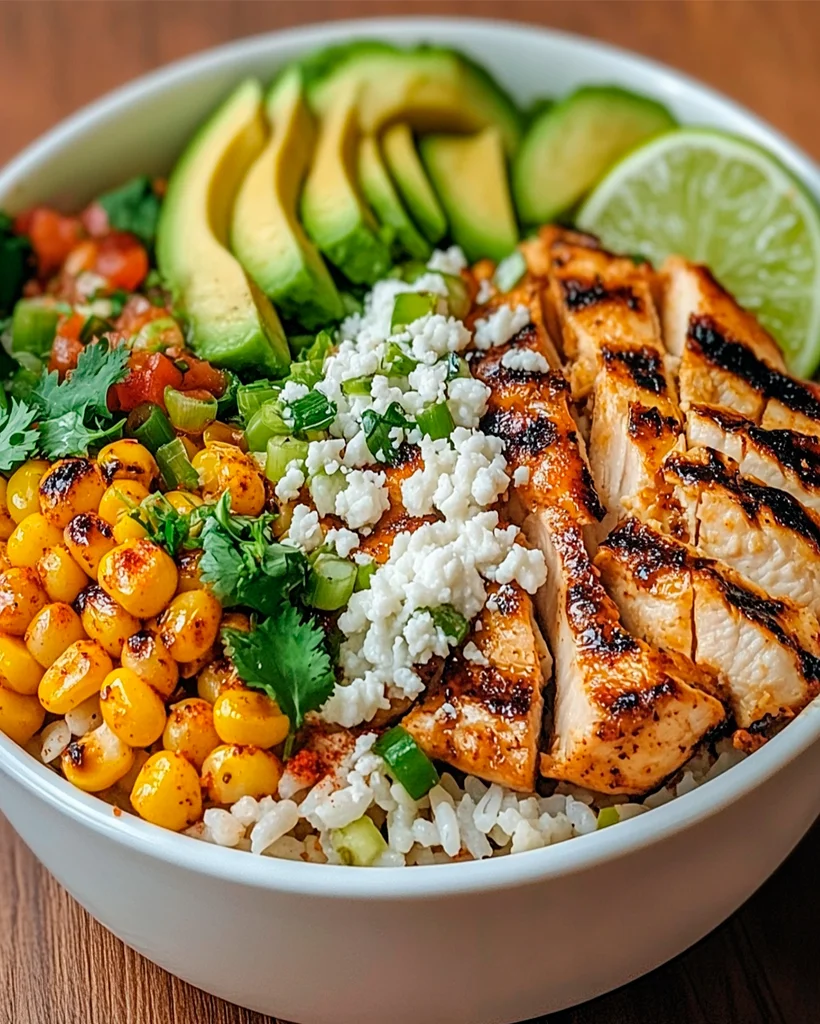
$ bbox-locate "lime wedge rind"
[577,127,820,378]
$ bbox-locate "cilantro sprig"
[97,176,162,247]
[128,492,205,557]
[222,606,335,757]
[0,399,39,471]
[361,401,414,464]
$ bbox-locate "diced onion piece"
[265,436,308,483]
[126,402,176,454]
[305,554,357,611]
[330,816,388,866]
[416,400,454,441]
[164,386,217,432]
[156,437,199,490]
[374,725,440,800]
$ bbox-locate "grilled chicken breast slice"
[597,518,820,730]
[663,446,820,618]
[686,404,820,517]
[474,329,724,793]
[403,582,550,792]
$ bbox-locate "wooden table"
[1,2,818,1021]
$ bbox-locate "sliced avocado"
[420,127,519,262]
[382,124,447,245]
[231,68,343,330]
[357,135,431,261]
[156,79,290,376]
[300,85,392,285]
[302,42,521,154]
[513,86,676,224]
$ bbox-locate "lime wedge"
[577,128,820,377]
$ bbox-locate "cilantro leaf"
[38,411,124,459]
[97,176,162,246]
[0,399,39,471]
[128,492,201,557]
[32,339,130,421]
[361,401,413,464]
[222,606,335,742]
[286,389,336,432]
[0,213,32,317]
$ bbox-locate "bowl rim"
[2,14,820,901]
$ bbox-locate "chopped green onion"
[416,401,454,441]
[156,437,199,490]
[125,402,175,454]
[287,390,336,433]
[341,375,373,396]
[427,604,469,644]
[396,260,428,283]
[11,299,60,357]
[381,342,418,376]
[287,359,325,389]
[361,402,413,464]
[237,380,281,420]
[330,816,388,867]
[374,726,439,800]
[265,435,308,483]
[355,560,377,592]
[391,291,439,332]
[445,352,471,380]
[9,365,40,401]
[245,401,291,452]
[597,807,620,830]
[441,272,471,320]
[131,316,179,352]
[216,371,239,419]
[306,329,335,362]
[493,250,527,293]
[287,334,314,356]
[79,314,114,344]
[305,554,357,611]
[164,386,217,433]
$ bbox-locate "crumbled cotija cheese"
[500,349,550,373]
[473,304,531,350]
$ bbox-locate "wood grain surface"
[1,2,819,1022]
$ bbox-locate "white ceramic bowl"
[2,18,819,1024]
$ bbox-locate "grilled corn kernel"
[197,658,240,704]
[0,567,48,635]
[39,458,107,528]
[6,514,65,569]
[202,421,247,450]
[98,480,151,528]
[38,638,112,715]
[100,667,167,748]
[64,512,115,577]
[77,583,141,658]
[37,545,87,604]
[97,439,159,490]
[157,590,221,663]
[213,689,290,750]
[130,750,203,831]
[112,516,148,543]
[0,682,45,745]
[25,602,86,667]
[201,744,283,804]
[0,479,16,541]
[0,634,44,695]
[98,539,178,618]
[220,611,250,633]
[61,722,135,792]
[175,550,204,594]
[0,543,9,572]
[120,630,178,699]
[164,491,203,515]
[162,697,220,769]
[192,442,266,516]
[7,460,49,524]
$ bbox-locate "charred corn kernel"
[220,611,250,633]
[100,667,167,748]
[38,639,112,715]
[201,744,283,804]
[7,513,65,569]
[97,439,159,490]
[0,682,45,745]
[0,543,9,572]
[131,750,203,831]
[112,516,149,543]
[176,550,203,593]
[192,443,266,516]
[0,480,15,541]
[98,480,151,527]
[203,421,247,450]
[0,567,48,636]
[164,491,203,515]
[98,540,178,619]
[64,512,115,577]
[163,698,220,769]
[25,602,86,667]
[197,658,240,704]
[120,630,178,699]
[213,688,290,750]
[76,584,141,658]
[0,634,44,695]
[37,545,87,604]
[157,589,221,663]
[39,458,107,528]
[7,460,49,524]
[61,722,135,792]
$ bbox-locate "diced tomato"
[47,312,86,378]
[15,207,84,278]
[116,296,170,335]
[179,354,227,397]
[112,351,184,412]
[93,232,149,291]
